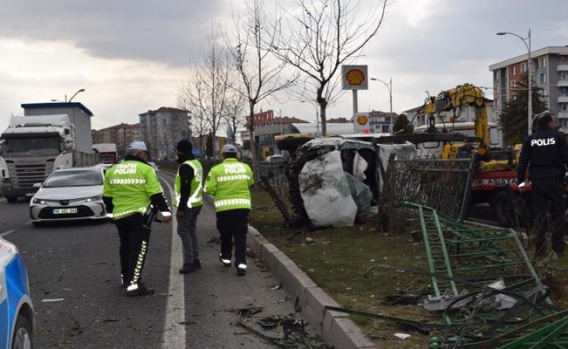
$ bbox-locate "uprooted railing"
[380,157,477,234]
[330,203,566,348]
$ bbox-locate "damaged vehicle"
[275,135,415,229]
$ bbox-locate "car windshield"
[43,170,102,188]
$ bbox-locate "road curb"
[248,226,379,349]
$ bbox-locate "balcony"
[559,96,568,103]
[557,112,568,119]
[558,80,568,88]
[557,65,568,72]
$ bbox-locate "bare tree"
[271,0,389,136]
[223,92,247,144]
[178,38,232,155]
[225,0,295,177]
[177,91,209,152]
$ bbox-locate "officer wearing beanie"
[205,144,254,276]
[517,111,568,259]
[174,140,204,274]
[103,141,172,296]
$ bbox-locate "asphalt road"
[0,172,318,349]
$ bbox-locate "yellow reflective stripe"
[130,240,148,285]
[109,178,147,185]
[214,198,251,208]
[217,175,251,182]
[112,206,147,219]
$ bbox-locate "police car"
[0,236,34,349]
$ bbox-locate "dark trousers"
[531,179,566,254]
[177,206,202,264]
[216,209,250,266]
[115,213,152,286]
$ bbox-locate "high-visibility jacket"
[103,160,164,219]
[173,159,203,208]
[205,158,254,212]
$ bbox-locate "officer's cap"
[127,141,148,152]
[221,144,237,154]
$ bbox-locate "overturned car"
[274,135,415,229]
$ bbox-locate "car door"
[0,250,10,349]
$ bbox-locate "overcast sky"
[0,0,566,135]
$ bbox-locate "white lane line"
[1,230,15,237]
[160,175,186,349]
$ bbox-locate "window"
[540,73,547,84]
[561,104,567,112]
[540,56,547,68]
[521,62,527,73]
[512,66,516,75]
[560,71,568,80]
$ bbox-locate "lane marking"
[160,174,186,349]
[0,230,15,237]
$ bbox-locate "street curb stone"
[248,226,379,349]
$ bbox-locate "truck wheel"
[6,196,18,203]
[494,191,514,227]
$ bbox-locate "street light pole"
[68,88,86,103]
[497,29,532,135]
[371,78,393,134]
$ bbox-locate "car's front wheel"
[11,314,33,349]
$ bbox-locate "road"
[0,172,317,349]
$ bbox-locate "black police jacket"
[517,127,568,183]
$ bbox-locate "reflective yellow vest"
[103,160,164,219]
[174,159,203,208]
[204,158,254,212]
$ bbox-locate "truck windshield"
[99,153,118,164]
[2,137,61,157]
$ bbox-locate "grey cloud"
[0,0,228,67]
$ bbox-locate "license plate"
[53,208,78,215]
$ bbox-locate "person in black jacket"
[517,112,568,259]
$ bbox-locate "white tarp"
[299,150,358,227]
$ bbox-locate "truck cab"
[0,109,98,203]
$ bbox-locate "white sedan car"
[29,167,107,227]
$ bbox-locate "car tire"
[6,196,18,204]
[11,314,33,349]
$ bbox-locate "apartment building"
[490,45,568,132]
[139,107,192,161]
[92,123,141,155]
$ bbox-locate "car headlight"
[32,198,46,204]
[86,195,102,202]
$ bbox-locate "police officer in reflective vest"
[174,140,203,274]
[205,144,254,276]
[517,112,568,259]
[103,141,172,296]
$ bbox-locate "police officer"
[174,140,203,274]
[205,144,254,276]
[103,141,172,296]
[517,112,568,258]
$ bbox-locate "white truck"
[92,143,118,164]
[0,113,98,203]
